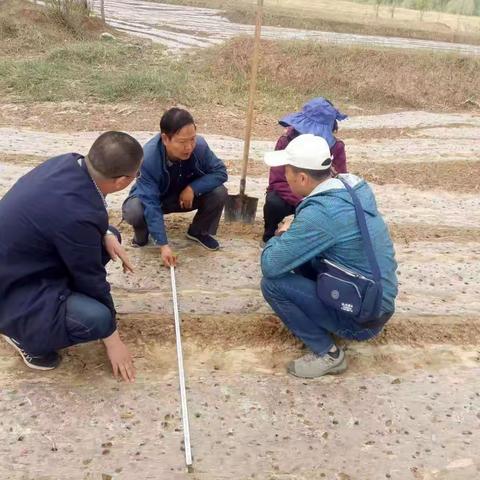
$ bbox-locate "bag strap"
[338,178,381,283]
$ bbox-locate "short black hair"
[160,108,196,138]
[290,165,332,181]
[88,131,143,178]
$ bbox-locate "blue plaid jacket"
[261,175,398,314]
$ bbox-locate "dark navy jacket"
[129,134,228,245]
[0,154,115,355]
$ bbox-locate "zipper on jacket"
[159,145,205,195]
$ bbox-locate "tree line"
[352,0,480,16]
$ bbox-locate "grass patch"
[1,1,479,112]
[0,1,196,103]
[0,41,183,102]
[46,41,139,66]
[93,66,189,103]
[43,0,91,39]
[0,0,109,56]
[0,59,73,101]
[192,37,480,114]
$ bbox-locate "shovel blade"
[224,193,258,224]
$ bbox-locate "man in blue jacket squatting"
[122,107,228,267]
[261,134,398,378]
[0,131,142,382]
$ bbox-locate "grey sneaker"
[287,348,347,378]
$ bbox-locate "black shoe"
[131,236,149,248]
[186,229,220,251]
[2,335,61,370]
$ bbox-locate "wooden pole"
[239,0,263,196]
[100,0,105,23]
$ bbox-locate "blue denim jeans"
[261,273,384,355]
[64,292,115,347]
[62,225,119,348]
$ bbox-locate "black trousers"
[263,190,296,242]
[122,185,228,246]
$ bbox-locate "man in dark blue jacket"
[122,108,228,267]
[0,132,142,382]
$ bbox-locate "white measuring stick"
[170,266,193,471]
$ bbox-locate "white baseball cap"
[264,134,332,170]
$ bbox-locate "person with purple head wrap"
[263,98,348,243]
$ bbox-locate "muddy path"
[2,102,480,137]
[2,111,480,161]
[89,0,480,56]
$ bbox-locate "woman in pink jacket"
[263,97,348,243]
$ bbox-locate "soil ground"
[1,3,480,478]
[1,108,480,479]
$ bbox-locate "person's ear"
[161,132,170,145]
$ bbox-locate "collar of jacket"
[78,155,108,209]
[156,136,205,195]
[307,174,362,197]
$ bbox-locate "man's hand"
[104,233,134,274]
[179,185,194,210]
[275,216,294,236]
[160,244,177,268]
[103,330,135,383]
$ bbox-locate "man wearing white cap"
[261,134,398,378]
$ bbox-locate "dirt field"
[225,0,480,33]
[94,0,480,54]
[1,105,480,479]
[1,1,480,478]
